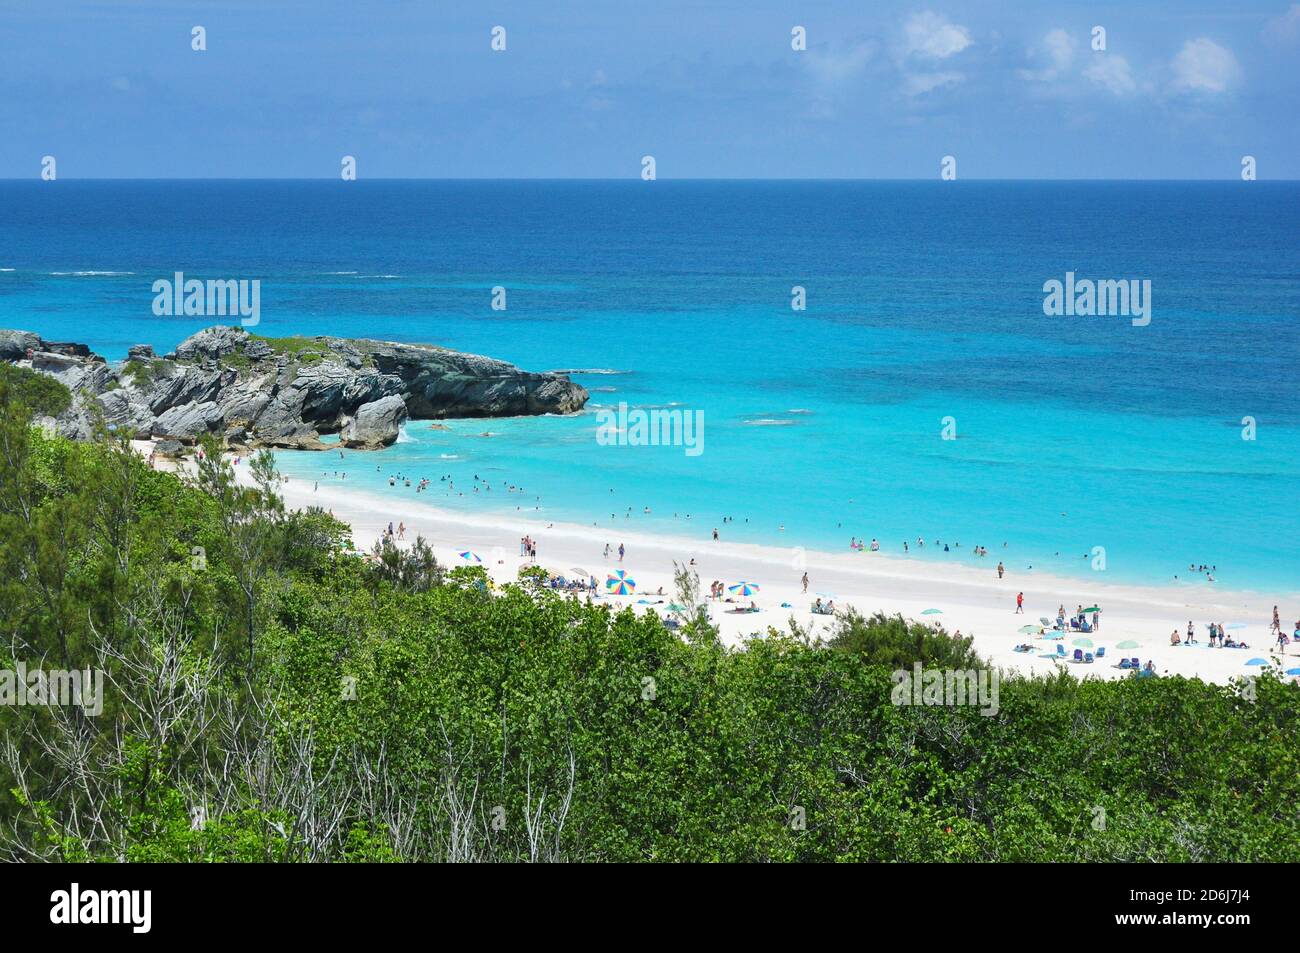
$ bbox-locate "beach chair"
[1084,652,1094,663]
[1118,658,1133,669]
[1072,648,1084,662]
[1130,657,1139,668]
[1095,646,1106,658]
[1055,644,1067,657]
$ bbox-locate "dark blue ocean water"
[1,180,1297,591]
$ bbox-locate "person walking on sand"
[1272,605,1281,634]
[618,543,625,563]
[1015,592,1024,614]
[997,561,1005,579]
[801,572,809,593]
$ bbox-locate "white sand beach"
[188,446,1300,687]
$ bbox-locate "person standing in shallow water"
[997,561,1005,579]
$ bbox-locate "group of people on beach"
[519,535,537,561]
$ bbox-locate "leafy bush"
[0,363,72,417]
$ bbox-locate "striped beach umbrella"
[606,570,636,595]
[728,582,761,597]
[458,551,482,563]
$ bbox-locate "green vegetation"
[249,333,329,363]
[121,357,168,387]
[0,385,1296,862]
[0,363,72,417]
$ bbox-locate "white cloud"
[807,41,876,86]
[1019,28,1075,82]
[1264,4,1300,45]
[903,70,964,96]
[1084,54,1137,96]
[1170,38,1240,94]
[903,11,972,59]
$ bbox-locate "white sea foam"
[50,270,135,277]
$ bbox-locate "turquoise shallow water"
[1,181,1297,591]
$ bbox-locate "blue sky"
[2,0,1297,178]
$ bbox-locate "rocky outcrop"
[1,326,588,450]
[341,395,409,449]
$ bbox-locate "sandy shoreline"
[173,442,1293,687]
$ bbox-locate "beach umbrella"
[1116,640,1140,649]
[1019,624,1042,634]
[816,592,838,599]
[1284,668,1300,677]
[1073,637,1094,648]
[728,581,761,596]
[1081,606,1100,613]
[1039,617,1053,626]
[1244,658,1268,666]
[570,567,589,578]
[458,551,482,563]
[1226,623,1248,630]
[921,608,943,615]
[666,603,686,613]
[605,570,636,595]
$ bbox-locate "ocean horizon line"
[3,176,1298,184]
